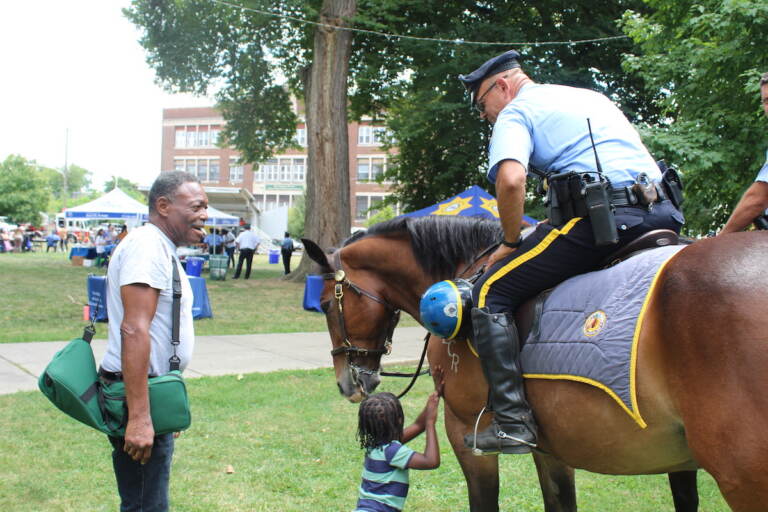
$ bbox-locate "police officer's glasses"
[473,82,498,114]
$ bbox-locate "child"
[354,390,441,512]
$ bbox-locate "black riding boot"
[463,307,537,455]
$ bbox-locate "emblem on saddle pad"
[583,310,607,337]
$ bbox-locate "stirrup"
[468,407,537,456]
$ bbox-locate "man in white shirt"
[100,171,208,511]
[233,224,260,279]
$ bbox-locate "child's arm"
[402,366,445,444]
[406,392,440,470]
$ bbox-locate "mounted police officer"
[422,50,685,456]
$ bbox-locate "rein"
[322,243,497,399]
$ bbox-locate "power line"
[209,0,630,47]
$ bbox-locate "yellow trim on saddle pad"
[523,252,679,429]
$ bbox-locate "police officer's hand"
[488,244,516,268]
[124,415,155,465]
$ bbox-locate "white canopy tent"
[64,188,148,226]
[205,206,239,226]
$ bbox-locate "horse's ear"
[302,238,332,271]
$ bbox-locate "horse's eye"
[320,301,330,313]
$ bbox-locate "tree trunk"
[288,0,356,281]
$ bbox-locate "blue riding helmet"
[419,279,474,339]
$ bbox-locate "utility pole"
[62,128,69,209]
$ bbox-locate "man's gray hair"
[761,72,768,86]
[148,171,200,214]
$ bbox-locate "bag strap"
[169,258,182,372]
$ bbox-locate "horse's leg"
[531,452,577,512]
[444,403,500,512]
[668,471,698,512]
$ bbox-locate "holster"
[657,160,684,210]
[545,172,617,246]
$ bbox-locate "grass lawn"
[0,251,417,343]
[0,367,729,511]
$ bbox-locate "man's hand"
[124,416,155,464]
[488,244,517,268]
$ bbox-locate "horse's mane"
[343,216,502,280]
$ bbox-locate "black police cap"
[458,50,521,102]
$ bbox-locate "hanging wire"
[208,0,630,47]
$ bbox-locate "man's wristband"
[501,236,523,249]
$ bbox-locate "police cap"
[458,50,521,104]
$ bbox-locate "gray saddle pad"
[521,244,686,427]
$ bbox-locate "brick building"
[160,104,395,232]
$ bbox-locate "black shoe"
[464,420,536,455]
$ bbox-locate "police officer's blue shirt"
[487,83,660,188]
[754,149,768,183]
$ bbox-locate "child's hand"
[425,391,440,425]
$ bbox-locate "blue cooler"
[268,249,279,264]
[186,257,204,277]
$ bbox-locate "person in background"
[107,224,118,244]
[12,228,24,253]
[280,232,295,275]
[203,228,223,255]
[95,228,108,267]
[116,224,128,244]
[58,226,69,252]
[45,229,61,252]
[719,72,768,234]
[222,228,236,269]
[0,229,7,253]
[353,387,441,512]
[233,224,260,280]
[99,171,207,512]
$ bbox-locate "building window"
[257,156,306,183]
[356,195,386,220]
[174,159,185,172]
[209,160,220,182]
[198,160,209,181]
[358,125,388,146]
[186,159,197,178]
[229,159,244,183]
[358,126,372,145]
[175,128,186,149]
[210,127,220,146]
[296,127,307,147]
[185,127,197,148]
[357,156,387,182]
[197,127,209,148]
[292,158,305,182]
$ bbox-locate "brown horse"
[303,215,768,512]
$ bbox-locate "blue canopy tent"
[401,185,537,226]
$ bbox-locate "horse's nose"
[358,372,381,395]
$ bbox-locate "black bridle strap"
[380,332,430,399]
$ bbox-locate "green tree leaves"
[0,155,51,224]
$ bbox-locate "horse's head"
[303,237,402,403]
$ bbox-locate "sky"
[0,0,216,190]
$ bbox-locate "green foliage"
[0,155,51,225]
[364,205,396,227]
[287,193,306,238]
[348,0,657,212]
[104,177,147,204]
[124,0,306,164]
[39,164,92,201]
[621,0,768,234]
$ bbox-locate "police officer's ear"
[155,196,173,218]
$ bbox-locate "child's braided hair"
[357,392,405,451]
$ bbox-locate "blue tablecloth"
[303,274,324,313]
[87,275,108,322]
[70,247,97,259]
[189,276,213,319]
[85,275,213,321]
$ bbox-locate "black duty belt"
[611,183,668,208]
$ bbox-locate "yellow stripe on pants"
[477,217,582,308]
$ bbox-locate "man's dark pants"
[473,201,684,313]
[225,246,235,268]
[233,248,255,279]
[109,433,174,512]
[281,249,293,274]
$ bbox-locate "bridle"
[320,242,500,398]
[322,251,401,382]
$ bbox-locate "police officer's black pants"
[472,201,684,315]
